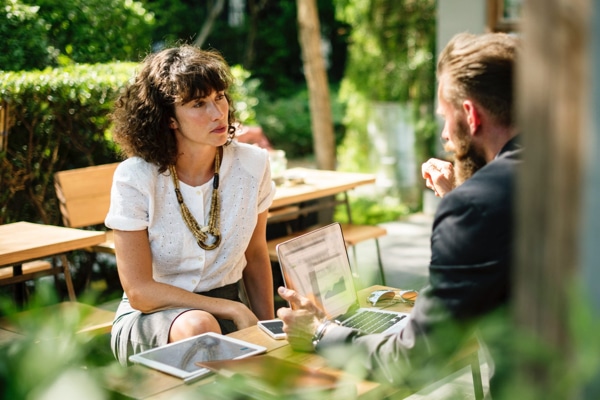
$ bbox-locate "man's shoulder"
[458,148,521,193]
[436,152,520,220]
[433,140,522,223]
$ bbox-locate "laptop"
[276,223,409,335]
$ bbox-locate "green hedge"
[0,63,137,225]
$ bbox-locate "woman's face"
[170,90,230,149]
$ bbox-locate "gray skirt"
[111,282,242,366]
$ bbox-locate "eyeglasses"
[397,289,418,305]
[368,289,419,306]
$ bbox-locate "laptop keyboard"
[340,310,406,334]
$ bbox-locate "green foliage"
[334,193,410,225]
[254,86,346,159]
[230,65,261,126]
[0,62,137,225]
[141,0,202,46]
[334,0,438,173]
[0,283,115,399]
[336,86,372,172]
[254,89,312,158]
[335,0,435,103]
[142,0,349,100]
[17,0,155,67]
[0,0,52,71]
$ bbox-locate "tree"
[509,0,590,398]
[296,0,336,170]
[20,0,155,65]
[0,0,51,71]
[333,0,436,210]
[243,0,271,69]
[193,0,226,48]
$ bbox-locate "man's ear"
[462,100,481,135]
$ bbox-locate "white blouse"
[105,141,276,292]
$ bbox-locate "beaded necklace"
[168,149,221,250]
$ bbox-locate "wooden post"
[581,0,600,397]
[514,0,589,396]
[296,0,336,170]
[0,101,8,152]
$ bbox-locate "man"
[277,32,521,394]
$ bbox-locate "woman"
[106,44,275,365]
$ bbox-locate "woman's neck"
[174,147,220,187]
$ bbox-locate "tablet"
[128,332,267,381]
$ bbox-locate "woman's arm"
[113,229,257,327]
[242,210,275,320]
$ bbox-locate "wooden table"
[266,167,388,286]
[270,167,377,210]
[102,285,414,399]
[0,221,107,302]
[103,283,484,399]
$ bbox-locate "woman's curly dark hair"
[111,45,237,172]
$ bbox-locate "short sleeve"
[105,158,154,231]
[257,154,276,214]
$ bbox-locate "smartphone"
[257,319,286,340]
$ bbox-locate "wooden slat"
[267,205,301,222]
[338,223,387,246]
[59,194,113,228]
[54,163,119,229]
[0,260,52,279]
[53,163,117,255]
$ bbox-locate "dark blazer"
[317,137,522,390]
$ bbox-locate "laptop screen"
[276,223,358,318]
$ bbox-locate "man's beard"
[444,119,487,186]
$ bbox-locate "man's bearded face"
[444,114,487,186]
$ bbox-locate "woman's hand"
[228,301,260,330]
[421,158,455,198]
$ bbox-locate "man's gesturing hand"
[276,286,327,352]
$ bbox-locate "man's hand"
[276,286,327,352]
[421,158,455,197]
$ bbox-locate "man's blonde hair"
[437,32,519,127]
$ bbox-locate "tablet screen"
[129,332,267,380]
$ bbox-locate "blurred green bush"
[0,0,52,71]
[254,86,346,160]
[1,0,155,71]
[0,63,135,225]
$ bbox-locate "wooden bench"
[0,254,76,304]
[0,260,53,280]
[53,162,119,254]
[0,260,56,303]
